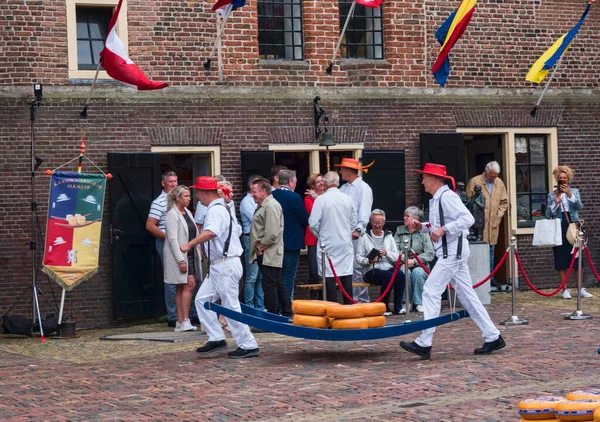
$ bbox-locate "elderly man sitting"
[394,206,435,314]
[356,209,406,315]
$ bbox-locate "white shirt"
[309,187,357,277]
[148,191,168,232]
[203,198,243,261]
[421,185,474,256]
[339,176,373,232]
[551,192,577,213]
[194,203,207,225]
[240,193,257,235]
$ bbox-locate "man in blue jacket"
[272,169,309,300]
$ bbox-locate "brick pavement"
[1,288,600,421]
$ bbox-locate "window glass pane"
[91,41,105,63]
[339,0,383,60]
[531,194,546,221]
[516,195,531,223]
[530,137,545,164]
[516,166,530,193]
[77,40,92,66]
[258,0,303,60]
[515,137,528,164]
[77,21,89,38]
[530,166,547,193]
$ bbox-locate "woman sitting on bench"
[356,209,406,315]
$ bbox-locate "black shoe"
[400,341,431,359]
[189,316,200,325]
[474,335,506,355]
[228,347,259,359]
[251,327,270,333]
[167,320,177,328]
[196,340,227,355]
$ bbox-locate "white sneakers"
[562,288,594,299]
[398,306,407,315]
[174,318,198,332]
[416,305,425,313]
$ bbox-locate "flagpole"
[218,14,224,82]
[80,62,102,119]
[204,4,233,70]
[530,54,565,117]
[327,0,356,75]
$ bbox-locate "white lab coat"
[309,187,357,277]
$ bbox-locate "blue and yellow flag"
[526,3,592,84]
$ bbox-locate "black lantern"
[314,96,336,171]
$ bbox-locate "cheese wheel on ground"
[359,302,387,317]
[292,300,328,316]
[331,317,369,330]
[518,397,565,420]
[555,399,600,421]
[292,314,329,329]
[365,315,386,328]
[594,407,600,422]
[567,390,600,401]
[326,304,365,319]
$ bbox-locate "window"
[258,0,304,60]
[515,135,548,228]
[76,7,112,70]
[67,0,128,79]
[339,0,383,60]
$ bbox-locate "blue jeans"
[363,268,406,313]
[401,267,428,306]
[489,244,496,276]
[282,250,301,301]
[157,239,197,322]
[241,235,264,309]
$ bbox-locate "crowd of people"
[143,158,588,359]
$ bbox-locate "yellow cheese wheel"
[292,314,329,329]
[365,315,386,328]
[326,304,365,319]
[555,399,600,421]
[292,300,328,316]
[594,407,600,422]
[520,419,559,422]
[331,317,369,330]
[518,397,565,420]
[359,302,387,316]
[567,390,600,401]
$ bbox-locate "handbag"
[532,218,562,247]
[32,313,59,335]
[561,202,583,246]
[2,314,33,336]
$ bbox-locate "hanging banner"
[42,171,106,290]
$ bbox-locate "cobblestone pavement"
[1,288,600,421]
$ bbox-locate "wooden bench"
[295,282,376,291]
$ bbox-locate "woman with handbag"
[546,165,592,299]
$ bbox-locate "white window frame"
[66,0,128,80]
[457,127,558,236]
[268,143,365,174]
[150,146,221,176]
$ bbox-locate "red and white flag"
[99,0,167,90]
[356,0,383,8]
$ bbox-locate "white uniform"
[309,188,356,277]
[195,198,257,350]
[340,176,373,302]
[415,185,500,348]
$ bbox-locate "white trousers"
[195,258,258,350]
[351,238,370,303]
[415,245,500,348]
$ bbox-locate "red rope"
[412,249,509,289]
[584,248,600,283]
[326,253,403,304]
[515,249,577,297]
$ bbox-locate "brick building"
[1,0,599,327]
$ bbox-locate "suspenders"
[438,191,463,260]
[206,203,234,269]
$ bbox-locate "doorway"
[464,134,508,284]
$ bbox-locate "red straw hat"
[334,158,376,173]
[415,163,456,191]
[189,176,219,190]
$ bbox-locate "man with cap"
[182,176,259,359]
[399,164,505,360]
[336,157,374,303]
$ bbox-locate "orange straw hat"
[415,163,456,191]
[334,158,376,173]
[189,176,219,190]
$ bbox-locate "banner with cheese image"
[42,172,106,290]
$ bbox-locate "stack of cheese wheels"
[358,302,387,328]
[555,399,600,421]
[594,407,600,422]
[327,304,368,329]
[291,300,341,329]
[518,397,565,420]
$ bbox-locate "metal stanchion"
[321,243,327,302]
[501,236,528,325]
[566,232,592,320]
[403,239,411,322]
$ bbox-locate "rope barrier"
[327,252,402,304]
[515,248,577,297]
[584,248,600,283]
